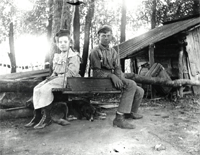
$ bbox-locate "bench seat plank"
[52,77,122,101]
[52,89,121,94]
[52,77,121,92]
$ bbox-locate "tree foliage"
[137,0,197,28]
[18,0,48,35]
[1,0,199,43]
[0,0,199,74]
[0,0,15,43]
[91,0,122,45]
[0,0,48,43]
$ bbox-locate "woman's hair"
[56,29,70,38]
[54,29,72,43]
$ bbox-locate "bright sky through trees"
[0,0,144,70]
[14,0,34,11]
[106,0,143,11]
[15,34,49,65]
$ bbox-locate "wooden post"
[178,49,184,97]
[8,22,16,73]
[148,44,155,67]
[130,58,138,73]
[120,59,125,72]
[148,44,155,98]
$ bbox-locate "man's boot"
[113,113,136,129]
[34,107,52,129]
[131,112,143,119]
[125,112,143,119]
[25,109,42,128]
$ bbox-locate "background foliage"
[0,0,199,74]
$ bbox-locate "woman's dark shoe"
[34,109,52,129]
[25,109,42,128]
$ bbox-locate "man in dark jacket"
[89,25,144,129]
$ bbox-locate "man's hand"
[110,74,123,89]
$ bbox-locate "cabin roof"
[114,16,200,59]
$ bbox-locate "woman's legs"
[25,77,65,129]
[33,104,53,129]
[24,109,42,128]
[25,104,53,129]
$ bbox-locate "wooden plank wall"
[186,26,200,94]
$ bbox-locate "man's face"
[57,36,70,52]
[99,31,112,46]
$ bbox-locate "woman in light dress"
[25,29,81,129]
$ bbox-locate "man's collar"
[99,44,110,50]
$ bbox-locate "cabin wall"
[186,27,200,78]
[186,27,200,94]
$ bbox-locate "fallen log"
[0,92,32,108]
[124,73,200,87]
[0,108,33,120]
[0,69,49,80]
[0,74,200,93]
[0,79,42,92]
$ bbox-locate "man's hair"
[97,25,112,35]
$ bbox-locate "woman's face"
[57,36,70,52]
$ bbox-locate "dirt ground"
[1,95,200,155]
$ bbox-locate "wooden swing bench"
[52,77,122,102]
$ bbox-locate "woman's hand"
[46,75,57,82]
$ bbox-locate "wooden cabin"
[114,15,200,96]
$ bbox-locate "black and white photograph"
[0,0,200,154]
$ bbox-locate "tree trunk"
[79,0,95,77]
[120,0,126,43]
[8,22,16,73]
[45,0,53,69]
[73,5,80,52]
[49,0,63,74]
[120,0,126,72]
[193,0,200,15]
[151,0,156,29]
[60,0,72,30]
[52,0,63,36]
